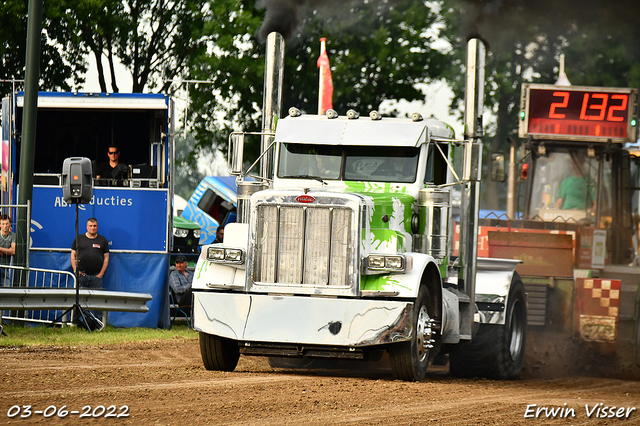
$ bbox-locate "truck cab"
[192,108,526,381]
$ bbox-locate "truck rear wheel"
[449,274,527,379]
[199,332,240,371]
[389,286,434,382]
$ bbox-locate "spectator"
[71,218,110,319]
[0,214,16,287]
[214,224,225,243]
[169,255,193,307]
[71,218,110,286]
[555,160,596,211]
[96,144,128,179]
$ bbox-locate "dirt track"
[2,337,640,425]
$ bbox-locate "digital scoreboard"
[519,84,638,142]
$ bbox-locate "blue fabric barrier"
[29,251,170,328]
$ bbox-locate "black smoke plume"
[257,0,353,41]
[257,0,306,41]
[447,0,640,54]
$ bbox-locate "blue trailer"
[180,176,238,245]
[1,91,175,327]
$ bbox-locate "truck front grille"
[254,204,352,287]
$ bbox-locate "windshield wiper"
[285,175,326,184]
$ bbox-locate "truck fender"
[367,253,443,326]
[475,257,521,325]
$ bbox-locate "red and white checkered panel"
[578,278,621,318]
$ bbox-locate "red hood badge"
[296,195,315,203]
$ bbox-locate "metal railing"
[1,265,76,324]
[0,265,151,325]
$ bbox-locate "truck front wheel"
[449,274,527,379]
[389,286,435,382]
[199,332,240,371]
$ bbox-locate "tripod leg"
[49,306,76,327]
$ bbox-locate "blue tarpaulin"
[29,251,170,328]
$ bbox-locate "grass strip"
[0,323,197,348]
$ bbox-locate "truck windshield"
[278,143,420,183]
[527,150,610,223]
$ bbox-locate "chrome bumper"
[193,291,413,347]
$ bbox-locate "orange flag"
[317,38,333,115]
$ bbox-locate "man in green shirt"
[555,162,596,210]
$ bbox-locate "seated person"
[96,145,128,179]
[169,255,193,307]
[555,161,596,211]
[214,224,224,243]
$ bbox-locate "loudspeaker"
[62,157,93,204]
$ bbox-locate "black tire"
[449,273,527,380]
[199,332,240,371]
[389,286,435,382]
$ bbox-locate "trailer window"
[197,189,234,224]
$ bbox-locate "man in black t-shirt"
[71,218,110,290]
[96,145,128,179]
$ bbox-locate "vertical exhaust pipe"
[236,32,285,224]
[260,31,285,180]
[459,38,486,338]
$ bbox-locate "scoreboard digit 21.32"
[519,84,638,143]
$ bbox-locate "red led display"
[519,84,637,142]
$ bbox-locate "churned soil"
[2,337,640,425]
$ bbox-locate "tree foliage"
[56,0,208,93]
[185,0,448,162]
[1,0,206,97]
[0,0,83,98]
[5,0,640,207]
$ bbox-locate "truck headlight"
[208,247,226,261]
[207,246,244,264]
[225,249,243,262]
[173,228,188,238]
[365,254,411,273]
[193,229,201,238]
[385,256,404,269]
[367,255,385,269]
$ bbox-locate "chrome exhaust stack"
[233,32,285,224]
[260,31,285,180]
[459,37,486,338]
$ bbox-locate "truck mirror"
[228,133,245,175]
[490,152,506,182]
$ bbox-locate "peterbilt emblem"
[296,195,315,203]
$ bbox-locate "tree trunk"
[93,49,107,93]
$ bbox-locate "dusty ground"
[2,336,640,425]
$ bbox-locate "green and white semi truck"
[191,36,527,381]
